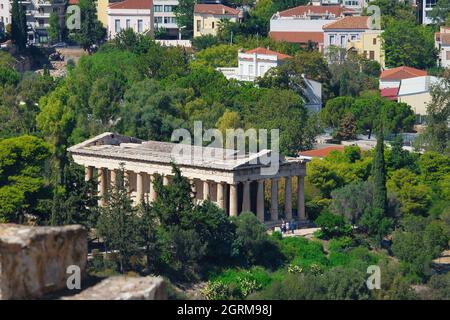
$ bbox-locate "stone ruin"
[0,224,87,299]
[0,223,166,300]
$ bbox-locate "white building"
[153,0,178,37]
[418,0,438,25]
[107,0,154,39]
[435,26,450,68]
[218,47,323,111]
[0,0,66,45]
[269,5,357,50]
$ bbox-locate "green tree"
[320,96,354,129]
[10,0,27,51]
[0,135,51,223]
[97,167,143,273]
[48,12,61,43]
[174,0,195,37]
[382,19,437,69]
[72,0,106,53]
[429,0,450,25]
[315,212,352,239]
[335,113,357,141]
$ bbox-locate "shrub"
[328,236,353,252]
[315,211,352,239]
[203,267,273,300]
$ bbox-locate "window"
[126,19,130,29]
[137,19,143,33]
[154,5,163,12]
[164,17,176,24]
[1,4,3,9]
[340,35,346,46]
[259,65,265,76]
[329,35,335,44]
[248,64,254,75]
[369,51,375,60]
[154,16,162,24]
[164,5,174,12]
[350,34,357,41]
[212,22,215,29]
[196,19,201,32]
[373,37,377,45]
[115,19,120,33]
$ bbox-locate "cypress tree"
[11,0,27,51]
[372,127,387,213]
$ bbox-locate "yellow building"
[346,30,385,68]
[96,0,110,28]
[193,4,241,38]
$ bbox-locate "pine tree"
[11,0,27,51]
[335,113,357,141]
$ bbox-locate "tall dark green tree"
[48,12,61,43]
[372,128,387,213]
[174,0,195,37]
[11,0,27,51]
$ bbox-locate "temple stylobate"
[68,132,308,223]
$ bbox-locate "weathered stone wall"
[0,224,87,299]
[63,276,167,300]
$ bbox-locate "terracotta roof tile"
[299,145,345,158]
[244,47,292,60]
[194,4,240,15]
[109,0,153,9]
[323,16,370,30]
[380,87,399,100]
[380,66,427,80]
[270,31,324,44]
[278,5,356,18]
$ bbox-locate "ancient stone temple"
[68,132,308,223]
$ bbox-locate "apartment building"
[417,0,438,24]
[346,30,385,67]
[107,0,153,39]
[0,0,66,44]
[217,47,323,111]
[435,26,450,68]
[269,5,357,50]
[193,4,242,38]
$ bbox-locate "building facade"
[346,30,385,68]
[435,26,450,68]
[269,5,357,50]
[153,0,178,37]
[217,47,323,112]
[69,132,308,223]
[193,3,241,38]
[0,0,66,45]
[107,0,154,39]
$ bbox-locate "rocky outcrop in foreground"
[63,276,166,300]
[0,224,87,299]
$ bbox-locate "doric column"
[229,183,238,217]
[217,182,225,209]
[149,174,157,202]
[297,175,306,220]
[136,172,145,203]
[203,180,210,200]
[284,176,292,220]
[124,171,132,193]
[256,179,265,223]
[242,180,251,212]
[270,178,279,221]
[97,168,107,206]
[163,175,169,186]
[84,166,93,182]
[110,169,117,188]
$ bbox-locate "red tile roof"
[68,0,79,4]
[380,87,399,100]
[323,16,370,30]
[244,47,292,60]
[270,31,324,44]
[109,0,153,9]
[299,145,345,158]
[194,4,240,15]
[380,66,428,81]
[278,5,356,18]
